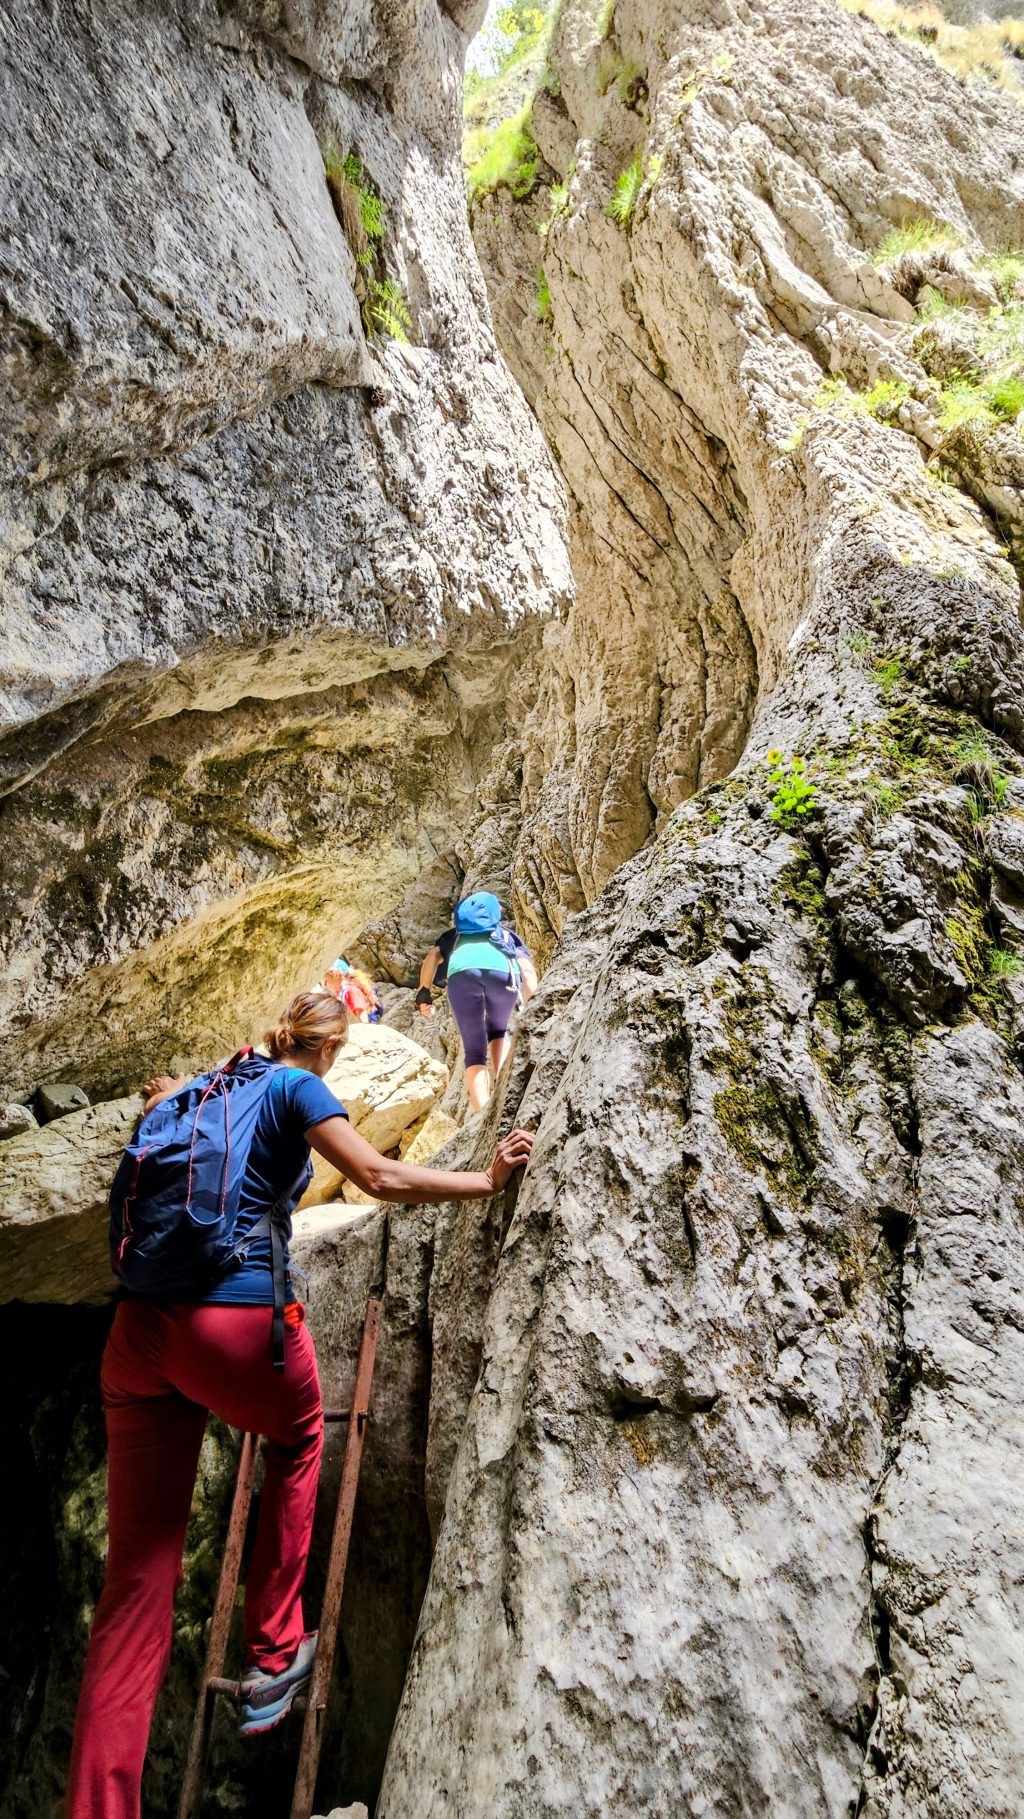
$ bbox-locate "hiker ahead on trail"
[67,991,533,1819]
[417,891,537,1112]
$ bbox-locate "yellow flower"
[766,748,782,765]
[791,755,805,772]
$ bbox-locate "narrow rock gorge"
[3,0,1024,1815]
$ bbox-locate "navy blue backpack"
[109,1048,310,1368]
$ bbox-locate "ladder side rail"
[177,1429,261,1819]
[289,1296,383,1819]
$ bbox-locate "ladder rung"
[207,1676,240,1699]
[322,1407,351,1422]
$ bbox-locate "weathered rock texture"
[0,0,569,1102]
[370,2,1024,1815]
[5,1,1024,1818]
[470,0,1024,962]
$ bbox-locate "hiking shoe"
[238,1631,318,1736]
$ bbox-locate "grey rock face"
[0,0,570,1100]
[470,0,1024,959]
[373,1,1024,1813]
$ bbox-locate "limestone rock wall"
[0,0,570,1100]
[469,0,1024,958]
[373,2,1024,1814]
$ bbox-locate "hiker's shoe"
[238,1631,318,1736]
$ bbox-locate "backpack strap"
[232,1160,310,1371]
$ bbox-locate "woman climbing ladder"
[67,991,533,1819]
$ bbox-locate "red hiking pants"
[66,1299,323,1819]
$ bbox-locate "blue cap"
[454,891,502,934]
[329,957,351,972]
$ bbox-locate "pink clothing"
[67,1298,323,1819]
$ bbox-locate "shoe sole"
[239,1673,312,1736]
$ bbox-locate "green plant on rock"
[324,146,386,252]
[538,166,573,238]
[954,731,1011,814]
[366,277,411,342]
[323,146,412,345]
[874,652,906,700]
[606,153,644,227]
[535,270,553,321]
[872,219,958,266]
[465,105,541,203]
[984,251,1024,304]
[989,946,1024,979]
[765,750,818,827]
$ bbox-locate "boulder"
[0,1102,36,1143]
[399,1107,459,1165]
[0,1098,138,1304]
[299,1024,448,1209]
[36,1083,90,1123]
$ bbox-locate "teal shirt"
[446,934,513,978]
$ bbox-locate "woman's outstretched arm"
[307,1116,533,1202]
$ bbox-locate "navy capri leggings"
[447,969,519,1068]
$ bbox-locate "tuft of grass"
[596,0,617,37]
[606,153,645,228]
[988,947,1024,979]
[874,653,906,699]
[873,219,958,266]
[937,368,1024,435]
[535,270,552,321]
[465,105,541,203]
[538,167,573,238]
[954,731,1012,814]
[915,286,969,324]
[984,252,1024,304]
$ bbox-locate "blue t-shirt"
[204,1065,348,1306]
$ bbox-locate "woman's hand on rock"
[140,1073,186,1113]
[418,1002,435,1017]
[486,1128,535,1191]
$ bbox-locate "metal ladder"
[178,1296,383,1819]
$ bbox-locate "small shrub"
[606,154,644,228]
[765,751,818,827]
